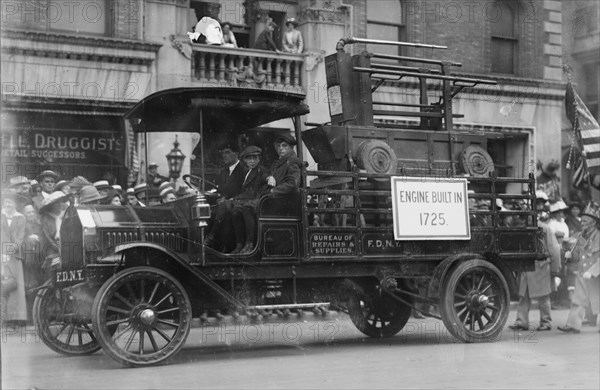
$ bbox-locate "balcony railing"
[190,44,305,94]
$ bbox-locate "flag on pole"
[566,81,600,188]
[124,120,140,186]
[571,153,587,189]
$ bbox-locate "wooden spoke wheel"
[92,267,192,367]
[440,259,510,343]
[347,284,412,339]
[33,287,101,356]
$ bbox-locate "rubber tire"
[33,287,101,356]
[92,267,192,367]
[346,282,412,338]
[440,259,510,343]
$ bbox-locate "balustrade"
[190,44,305,93]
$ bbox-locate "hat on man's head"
[549,199,569,214]
[218,142,239,153]
[149,162,159,168]
[7,176,30,190]
[93,180,111,191]
[160,187,175,198]
[79,185,106,205]
[274,133,296,146]
[37,170,59,181]
[240,145,262,160]
[126,187,135,195]
[39,191,71,213]
[112,185,123,194]
[158,181,173,193]
[54,180,71,192]
[134,183,147,195]
[582,201,600,221]
[535,190,549,202]
[285,18,299,27]
[69,176,91,194]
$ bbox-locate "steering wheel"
[182,174,221,203]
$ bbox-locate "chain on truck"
[33,37,547,367]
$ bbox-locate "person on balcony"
[255,21,279,52]
[221,22,238,48]
[267,134,301,195]
[282,18,303,54]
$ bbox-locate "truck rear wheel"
[440,259,509,343]
[33,286,101,355]
[347,283,412,338]
[92,267,192,367]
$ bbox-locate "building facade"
[1,0,580,194]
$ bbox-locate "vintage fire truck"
[34,38,545,367]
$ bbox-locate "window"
[367,1,406,57]
[48,0,108,35]
[490,1,517,74]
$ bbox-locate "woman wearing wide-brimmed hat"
[38,191,71,277]
[282,17,303,54]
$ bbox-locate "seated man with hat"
[133,183,148,207]
[230,146,270,254]
[93,180,111,198]
[266,133,301,195]
[160,186,177,204]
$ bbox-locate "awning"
[124,87,310,133]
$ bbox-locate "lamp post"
[165,135,186,186]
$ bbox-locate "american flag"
[124,120,140,186]
[566,81,600,187]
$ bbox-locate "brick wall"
[358,0,556,80]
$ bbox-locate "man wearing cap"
[7,176,33,211]
[548,199,570,240]
[133,183,147,207]
[126,188,141,207]
[160,187,177,203]
[267,133,301,195]
[558,202,600,333]
[147,163,168,189]
[33,170,59,210]
[230,146,270,254]
[93,180,111,198]
[509,191,562,332]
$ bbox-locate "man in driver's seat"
[205,143,246,251]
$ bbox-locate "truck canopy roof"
[124,87,309,133]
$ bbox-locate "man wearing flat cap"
[33,170,60,210]
[267,133,301,195]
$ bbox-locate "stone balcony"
[188,43,305,94]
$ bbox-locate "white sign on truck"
[391,176,471,240]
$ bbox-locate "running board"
[246,302,330,310]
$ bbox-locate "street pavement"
[1,307,599,390]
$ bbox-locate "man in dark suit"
[205,143,246,251]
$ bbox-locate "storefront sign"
[391,176,470,240]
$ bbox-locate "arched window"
[367,1,405,57]
[490,0,518,74]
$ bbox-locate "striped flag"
[566,81,600,188]
[124,120,140,186]
[572,153,587,189]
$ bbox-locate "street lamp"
[165,135,186,183]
